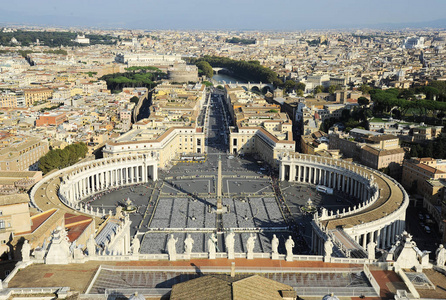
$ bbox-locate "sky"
[1,0,446,30]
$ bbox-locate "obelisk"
[217,155,222,210]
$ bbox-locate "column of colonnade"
[281,163,369,202]
[351,211,406,250]
[281,166,406,254]
[69,163,157,201]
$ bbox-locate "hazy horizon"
[1,0,446,31]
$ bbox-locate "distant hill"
[1,8,445,31]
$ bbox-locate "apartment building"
[0,194,32,255]
[103,83,207,166]
[0,135,49,171]
[402,158,446,198]
[329,131,405,177]
[36,113,67,127]
[225,85,295,168]
[24,88,53,106]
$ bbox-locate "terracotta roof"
[30,209,57,232]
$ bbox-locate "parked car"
[424,226,431,234]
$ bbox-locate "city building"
[73,34,90,44]
[24,88,53,106]
[115,52,184,68]
[0,134,49,171]
[402,158,446,201]
[35,112,67,127]
[103,83,207,166]
[0,194,31,256]
[329,131,405,177]
[225,85,295,168]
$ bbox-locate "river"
[212,73,247,84]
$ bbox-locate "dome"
[322,293,340,300]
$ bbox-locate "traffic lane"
[406,206,441,259]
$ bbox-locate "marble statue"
[21,240,30,262]
[324,238,333,258]
[271,234,279,254]
[285,236,295,261]
[73,247,84,260]
[86,234,96,256]
[167,234,178,261]
[436,244,446,267]
[131,236,140,255]
[367,241,376,260]
[184,234,194,255]
[246,233,256,259]
[225,231,235,259]
[208,233,217,259]
[115,206,123,218]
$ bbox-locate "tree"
[284,80,296,92]
[328,85,341,94]
[130,96,139,104]
[38,142,88,174]
[196,61,213,79]
[398,89,415,100]
[341,109,351,120]
[358,97,370,106]
[313,85,323,95]
[438,111,445,125]
[296,82,306,92]
[188,56,281,86]
[359,84,372,94]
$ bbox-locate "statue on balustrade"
[436,244,446,267]
[271,234,279,255]
[21,240,31,262]
[86,234,96,256]
[167,234,178,261]
[184,234,194,255]
[131,236,141,255]
[367,241,376,260]
[285,236,295,261]
[324,238,333,258]
[246,234,256,259]
[225,231,235,259]
[208,233,217,259]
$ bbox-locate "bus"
[316,185,334,195]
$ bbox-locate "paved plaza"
[83,92,353,255]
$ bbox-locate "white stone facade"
[279,153,409,256]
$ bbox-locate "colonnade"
[311,216,406,255]
[280,163,371,202]
[279,154,409,255]
[352,217,406,249]
[58,154,158,207]
[67,164,156,201]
